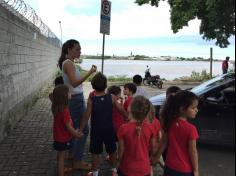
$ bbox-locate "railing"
[0,0,61,47]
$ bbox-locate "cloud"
[24,0,201,41]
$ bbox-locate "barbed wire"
[0,0,61,46]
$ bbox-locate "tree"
[135,0,235,48]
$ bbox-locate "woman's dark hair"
[124,83,137,94]
[160,90,198,132]
[130,96,151,137]
[58,39,79,70]
[51,85,69,116]
[91,72,107,92]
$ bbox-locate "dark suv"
[150,73,235,146]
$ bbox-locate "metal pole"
[101,33,105,74]
[210,47,213,78]
[59,21,62,45]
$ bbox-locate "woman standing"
[58,39,97,170]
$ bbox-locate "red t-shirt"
[151,118,161,138]
[123,96,133,112]
[112,106,125,134]
[117,121,155,176]
[166,118,199,173]
[53,107,73,142]
[222,60,228,70]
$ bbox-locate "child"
[133,74,148,98]
[146,104,163,174]
[123,83,137,114]
[107,85,126,134]
[155,90,199,176]
[117,96,156,176]
[51,85,83,176]
[161,86,181,161]
[80,73,127,176]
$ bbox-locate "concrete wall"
[0,4,61,141]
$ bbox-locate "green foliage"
[175,70,212,82]
[135,0,235,48]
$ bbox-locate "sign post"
[100,0,111,74]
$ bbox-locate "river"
[80,59,228,80]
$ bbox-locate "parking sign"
[100,0,111,35]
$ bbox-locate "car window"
[191,73,235,95]
[204,84,235,105]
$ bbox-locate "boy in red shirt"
[123,83,137,117]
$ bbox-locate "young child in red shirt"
[123,83,137,117]
[155,90,199,176]
[146,104,163,175]
[51,85,83,176]
[107,85,126,135]
[117,96,156,176]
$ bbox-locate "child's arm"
[65,124,83,138]
[189,139,199,176]
[79,97,92,131]
[117,139,124,168]
[153,131,167,164]
[112,95,128,120]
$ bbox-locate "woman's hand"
[89,65,97,74]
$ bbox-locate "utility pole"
[210,48,213,78]
[59,21,62,45]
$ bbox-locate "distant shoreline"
[79,55,226,62]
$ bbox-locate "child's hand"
[75,129,84,138]
[193,171,199,176]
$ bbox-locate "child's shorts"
[89,129,116,154]
[164,166,194,176]
[53,140,72,151]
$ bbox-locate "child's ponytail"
[160,90,199,132]
[130,96,151,137]
[160,94,176,132]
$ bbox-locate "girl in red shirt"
[117,96,155,176]
[107,85,126,134]
[155,90,199,176]
[51,85,83,176]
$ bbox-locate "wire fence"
[0,0,61,47]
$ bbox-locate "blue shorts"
[164,166,193,176]
[53,140,72,151]
[89,129,116,154]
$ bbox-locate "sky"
[23,0,235,60]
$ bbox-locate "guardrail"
[0,0,61,47]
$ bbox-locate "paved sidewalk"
[0,82,167,176]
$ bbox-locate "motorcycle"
[143,66,163,89]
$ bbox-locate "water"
[80,59,226,80]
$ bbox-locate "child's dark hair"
[107,85,121,96]
[130,96,151,137]
[133,74,143,85]
[58,39,80,70]
[54,76,64,86]
[166,86,181,97]
[124,83,137,94]
[51,85,69,117]
[91,72,107,92]
[160,90,198,132]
